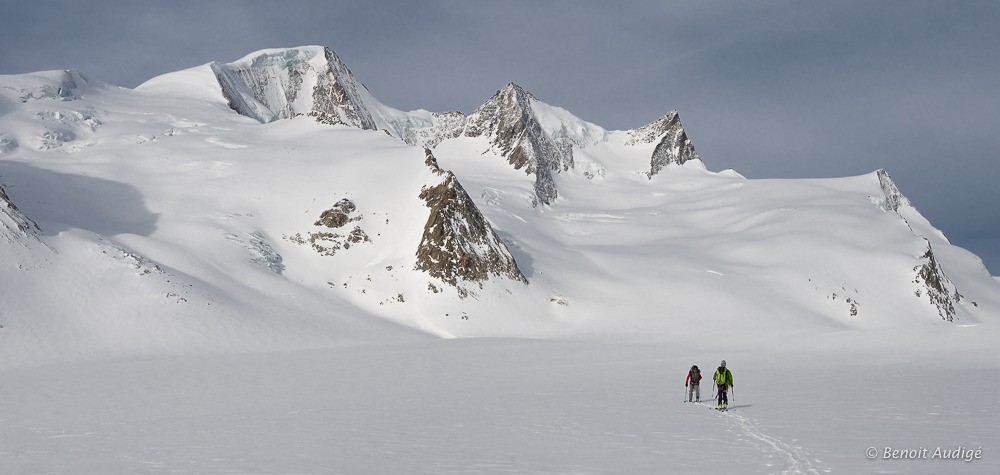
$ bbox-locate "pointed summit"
[632,111,701,177]
[875,169,912,213]
[463,83,578,206]
[415,149,528,294]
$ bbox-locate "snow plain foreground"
[2,327,997,475]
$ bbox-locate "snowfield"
[1,47,998,474]
[1,333,997,474]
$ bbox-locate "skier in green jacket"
[713,360,733,410]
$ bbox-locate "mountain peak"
[875,169,912,213]
[208,45,387,129]
[462,83,579,205]
[627,110,680,145]
[640,110,701,177]
[415,150,528,292]
[498,82,533,98]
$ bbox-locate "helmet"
[721,360,727,367]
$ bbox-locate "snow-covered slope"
[403,84,706,206]
[1,46,998,369]
[139,45,424,138]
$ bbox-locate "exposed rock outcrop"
[288,198,371,256]
[871,171,965,321]
[634,111,701,177]
[913,240,963,321]
[415,150,528,293]
[1,184,41,243]
[875,169,910,213]
[314,198,360,228]
[463,83,574,206]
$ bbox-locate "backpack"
[690,368,702,383]
[714,368,729,386]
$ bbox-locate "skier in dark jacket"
[713,360,734,410]
[685,365,702,402]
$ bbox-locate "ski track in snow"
[714,406,822,475]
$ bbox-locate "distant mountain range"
[1,45,995,366]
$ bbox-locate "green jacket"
[713,367,733,387]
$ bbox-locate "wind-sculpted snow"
[0,69,92,103]
[528,99,607,148]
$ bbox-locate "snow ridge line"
[707,404,820,475]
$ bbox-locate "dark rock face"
[626,111,678,145]
[914,240,962,322]
[1,184,41,242]
[464,83,573,206]
[290,198,370,256]
[308,48,378,130]
[637,111,700,177]
[415,150,528,291]
[314,199,359,228]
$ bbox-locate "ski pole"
[731,386,735,403]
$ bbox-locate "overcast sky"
[2,0,998,274]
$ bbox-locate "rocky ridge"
[875,169,911,213]
[913,239,963,321]
[1,184,41,243]
[415,149,528,295]
[131,45,986,322]
[874,169,964,321]
[205,47,707,206]
[461,83,575,206]
[0,183,49,272]
[636,111,701,177]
